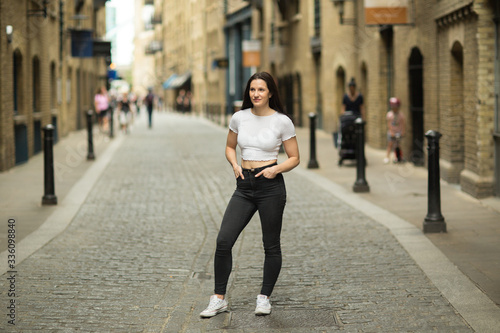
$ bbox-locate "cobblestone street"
[0,113,474,332]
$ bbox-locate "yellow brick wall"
[0,0,108,171]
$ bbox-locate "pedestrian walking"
[384,97,406,164]
[118,93,132,134]
[341,77,365,120]
[144,88,155,128]
[200,72,300,318]
[94,86,110,131]
[183,91,192,112]
[176,89,186,113]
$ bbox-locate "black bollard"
[353,118,370,192]
[423,130,446,233]
[42,124,58,205]
[86,110,95,160]
[307,112,319,169]
[109,107,114,138]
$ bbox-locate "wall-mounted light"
[6,25,13,43]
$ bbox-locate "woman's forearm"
[275,156,299,174]
[225,146,239,167]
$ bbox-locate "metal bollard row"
[87,110,95,160]
[423,130,446,233]
[307,113,319,169]
[353,118,370,193]
[41,125,58,205]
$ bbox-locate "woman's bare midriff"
[241,159,277,169]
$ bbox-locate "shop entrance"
[408,48,424,166]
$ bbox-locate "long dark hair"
[241,72,286,114]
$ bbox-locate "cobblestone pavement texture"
[0,113,474,332]
[0,127,113,251]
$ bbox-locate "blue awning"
[163,72,191,90]
[162,74,178,89]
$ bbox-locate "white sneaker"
[383,157,390,164]
[200,295,228,318]
[255,294,271,315]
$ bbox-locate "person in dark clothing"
[341,78,365,119]
[144,88,155,128]
[200,72,300,318]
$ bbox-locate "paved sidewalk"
[0,124,115,251]
[294,125,500,308]
[0,112,498,332]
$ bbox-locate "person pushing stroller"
[337,78,365,165]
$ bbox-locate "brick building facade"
[138,0,499,198]
[0,0,109,171]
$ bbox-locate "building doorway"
[408,48,424,166]
[295,73,303,127]
[336,66,346,118]
[361,62,368,138]
[450,41,465,183]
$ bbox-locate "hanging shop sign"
[70,29,93,58]
[242,40,261,67]
[364,0,409,25]
[93,40,111,57]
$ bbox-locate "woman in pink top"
[94,86,110,129]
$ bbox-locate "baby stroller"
[393,133,404,163]
[336,111,358,166]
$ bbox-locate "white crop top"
[229,108,296,161]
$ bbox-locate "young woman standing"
[200,72,300,317]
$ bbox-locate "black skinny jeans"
[214,163,287,296]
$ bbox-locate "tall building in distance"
[132,0,157,97]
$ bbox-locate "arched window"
[50,61,57,110]
[360,62,368,117]
[336,66,346,116]
[32,56,41,113]
[13,50,23,115]
[408,47,424,166]
[361,62,369,139]
[314,0,321,37]
[450,41,465,182]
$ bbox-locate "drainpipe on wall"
[494,3,500,196]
